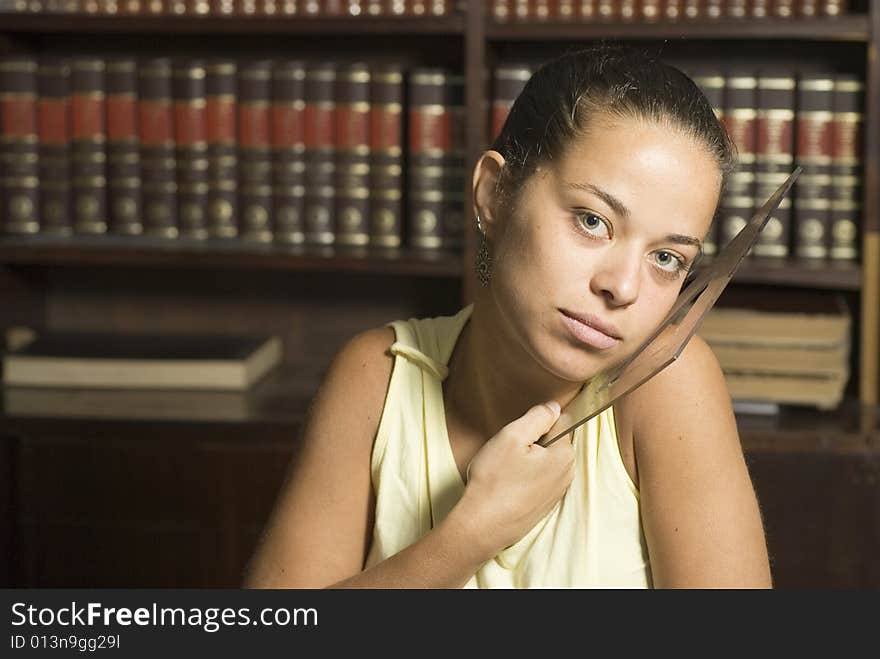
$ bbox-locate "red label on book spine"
[207,98,235,144]
[175,102,207,147]
[106,96,137,141]
[335,105,369,151]
[138,100,172,145]
[71,95,105,140]
[238,104,270,148]
[491,103,511,141]
[371,105,401,152]
[271,104,304,149]
[797,116,833,161]
[2,97,37,137]
[756,116,793,160]
[38,98,68,144]
[303,105,335,149]
[409,110,451,153]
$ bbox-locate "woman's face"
[486,116,722,383]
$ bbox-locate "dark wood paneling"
[746,451,880,588]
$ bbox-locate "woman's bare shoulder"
[313,325,398,427]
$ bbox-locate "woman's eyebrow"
[565,181,702,249]
[565,181,630,219]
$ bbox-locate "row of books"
[697,304,851,410]
[0,55,466,250]
[0,0,460,14]
[491,0,850,21]
[493,63,864,262]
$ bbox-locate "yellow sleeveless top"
[364,304,652,588]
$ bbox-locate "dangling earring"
[475,214,492,287]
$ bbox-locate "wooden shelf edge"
[486,16,871,42]
[0,237,464,278]
[708,256,862,290]
[0,13,466,36]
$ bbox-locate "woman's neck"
[444,300,585,441]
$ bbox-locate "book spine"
[641,0,660,20]
[106,57,141,236]
[596,0,618,20]
[556,0,576,18]
[750,0,769,16]
[205,59,238,239]
[271,59,306,245]
[798,0,818,16]
[705,0,722,18]
[37,57,71,237]
[829,74,863,262]
[138,57,177,239]
[70,57,108,235]
[725,0,747,17]
[753,69,795,259]
[491,64,531,143]
[210,0,236,13]
[793,73,834,261]
[237,60,274,243]
[771,0,794,16]
[719,70,757,249]
[446,73,466,251]
[186,0,210,11]
[490,0,510,19]
[303,62,336,246]
[619,0,639,21]
[369,64,404,249]
[579,0,596,19]
[681,0,701,20]
[408,68,448,250]
[0,55,40,236]
[335,62,371,248]
[173,58,209,240]
[690,67,724,256]
[822,0,845,16]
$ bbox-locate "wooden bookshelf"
[486,16,872,42]
[2,4,879,589]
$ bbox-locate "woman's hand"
[452,401,576,557]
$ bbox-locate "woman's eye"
[653,250,687,275]
[575,211,610,239]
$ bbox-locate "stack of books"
[1,330,282,391]
[697,305,851,411]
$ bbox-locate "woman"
[244,45,772,588]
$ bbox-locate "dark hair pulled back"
[491,44,735,203]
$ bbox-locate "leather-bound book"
[237,60,273,244]
[829,74,863,262]
[205,59,238,239]
[719,69,757,249]
[369,63,404,249]
[271,59,306,245]
[210,0,236,14]
[138,57,178,239]
[681,0,702,20]
[71,57,108,235]
[725,0,748,18]
[753,69,796,259]
[491,63,531,143]
[793,73,834,261]
[303,62,337,246]
[771,0,794,16]
[579,0,597,20]
[173,58,209,241]
[821,0,845,16]
[407,68,464,252]
[105,57,142,236]
[335,62,371,248]
[37,57,72,237]
[0,55,39,236]
[705,0,722,18]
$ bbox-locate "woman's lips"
[560,310,621,350]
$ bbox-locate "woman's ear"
[471,150,506,239]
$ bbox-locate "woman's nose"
[590,250,641,307]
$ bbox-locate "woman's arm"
[242,327,497,589]
[620,334,772,588]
